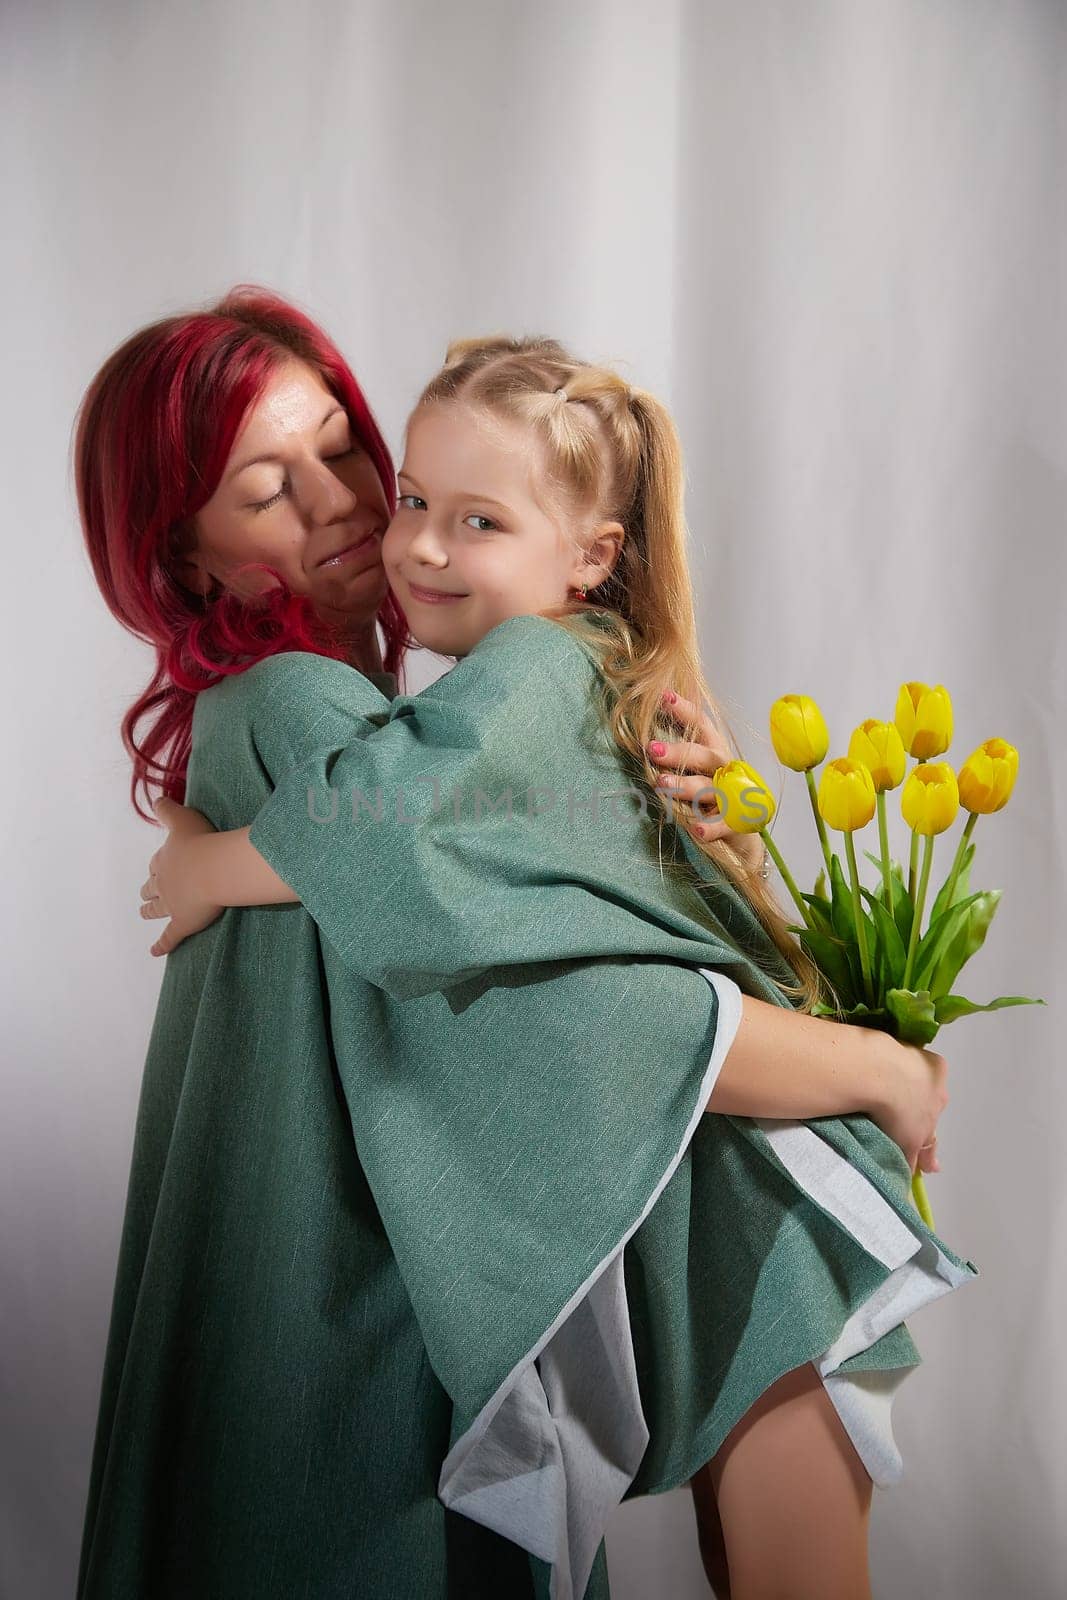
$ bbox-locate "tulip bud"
[769,695,830,772]
[847,719,906,792]
[957,738,1019,814]
[817,758,876,832]
[900,762,960,836]
[894,682,953,759]
[712,760,777,834]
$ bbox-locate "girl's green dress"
[78,612,978,1600]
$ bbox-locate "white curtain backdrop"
[3,2,1063,1595]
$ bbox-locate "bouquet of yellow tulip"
[711,683,1045,1229]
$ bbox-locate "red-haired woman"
[74,288,569,1599]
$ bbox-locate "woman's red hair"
[74,285,413,821]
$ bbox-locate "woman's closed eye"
[250,447,360,512]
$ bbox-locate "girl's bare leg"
[701,1361,873,1600]
[689,1461,732,1597]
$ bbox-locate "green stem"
[843,829,874,1006]
[761,830,814,928]
[902,833,935,991]
[938,811,978,912]
[911,1170,935,1230]
[907,829,920,903]
[876,792,894,909]
[805,769,835,885]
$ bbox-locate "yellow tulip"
[769,695,830,772]
[817,758,877,832]
[894,682,953,759]
[957,738,1019,814]
[847,719,906,792]
[900,762,960,835]
[713,760,777,834]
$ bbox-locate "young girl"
[143,335,974,1600]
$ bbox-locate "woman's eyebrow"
[397,471,513,514]
[226,405,347,482]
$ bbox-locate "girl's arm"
[140,806,293,958]
[710,994,947,1175]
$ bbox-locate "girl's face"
[177,360,391,634]
[383,403,622,659]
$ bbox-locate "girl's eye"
[252,485,286,512]
[398,494,426,510]
[325,445,357,462]
[464,514,497,532]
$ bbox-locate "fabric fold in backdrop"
[243,615,978,1600]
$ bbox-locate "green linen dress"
[76,664,608,1600]
[78,611,979,1600]
[238,612,980,1600]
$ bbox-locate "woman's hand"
[648,689,766,872]
[867,1035,948,1176]
[139,796,224,957]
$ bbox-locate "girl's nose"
[406,518,449,565]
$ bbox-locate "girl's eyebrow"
[397,470,513,515]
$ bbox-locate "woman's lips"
[406,581,468,605]
[316,531,381,569]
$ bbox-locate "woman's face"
[383,403,623,659]
[178,360,391,631]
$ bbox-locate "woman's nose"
[298,458,360,524]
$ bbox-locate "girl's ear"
[584,520,625,583]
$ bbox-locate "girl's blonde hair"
[414,334,829,1013]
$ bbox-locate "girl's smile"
[404,579,470,604]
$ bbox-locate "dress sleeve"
[248,616,783,1002]
[243,651,393,780]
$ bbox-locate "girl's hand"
[868,1035,948,1176]
[139,796,223,956]
[648,690,766,873]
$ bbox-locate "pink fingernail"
[661,690,677,705]
[648,741,666,757]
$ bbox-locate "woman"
[75,289,952,1600]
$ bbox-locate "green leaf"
[885,987,940,1046]
[828,851,879,996]
[916,890,1001,999]
[927,840,976,930]
[792,926,859,1007]
[828,852,855,943]
[863,849,913,946]
[826,1001,889,1029]
[813,866,828,903]
[799,892,835,938]
[909,891,983,993]
[933,992,1047,1025]
[860,886,908,996]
